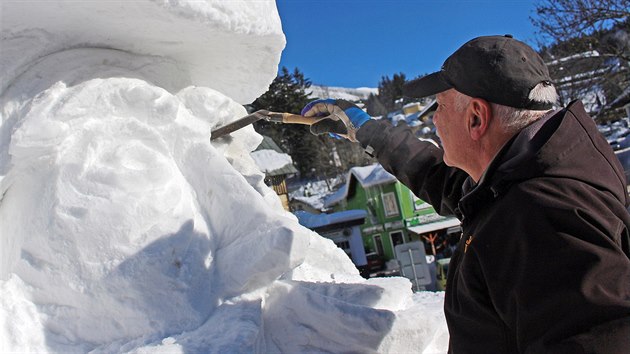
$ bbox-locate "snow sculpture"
[0,1,447,352]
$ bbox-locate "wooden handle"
[281,113,321,125]
[265,112,322,125]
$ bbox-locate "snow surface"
[288,178,341,211]
[0,0,284,104]
[294,209,368,229]
[309,85,378,101]
[0,1,448,353]
[250,149,293,173]
[325,164,399,208]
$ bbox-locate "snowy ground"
[0,1,448,353]
[309,85,378,101]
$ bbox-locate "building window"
[390,231,404,248]
[382,192,399,217]
[373,235,384,256]
[366,199,378,224]
[335,240,350,251]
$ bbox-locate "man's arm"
[356,119,468,217]
[301,99,468,217]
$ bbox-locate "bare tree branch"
[531,0,630,120]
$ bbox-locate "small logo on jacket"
[464,236,474,253]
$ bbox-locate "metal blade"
[210,110,270,140]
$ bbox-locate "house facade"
[251,135,298,211]
[324,164,460,261]
[294,209,369,275]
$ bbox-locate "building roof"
[392,99,437,127]
[291,195,325,211]
[253,135,298,176]
[294,209,367,231]
[417,99,437,119]
[407,218,461,235]
[324,164,397,207]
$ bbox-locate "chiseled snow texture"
[0,1,448,353]
[0,0,285,104]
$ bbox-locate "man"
[302,35,630,353]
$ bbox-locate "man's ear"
[468,98,492,141]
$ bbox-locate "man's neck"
[469,131,516,182]
[469,108,558,183]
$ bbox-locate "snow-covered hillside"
[0,1,447,353]
[309,85,378,101]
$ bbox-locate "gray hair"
[454,83,558,134]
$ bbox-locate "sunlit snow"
[0,1,448,353]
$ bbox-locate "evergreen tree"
[377,73,407,112]
[250,66,312,113]
[250,67,314,177]
[365,93,388,117]
[250,66,378,180]
[250,67,350,179]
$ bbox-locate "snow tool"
[211,110,320,140]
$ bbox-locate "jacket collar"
[458,106,564,218]
[459,99,629,218]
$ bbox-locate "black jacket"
[357,100,630,353]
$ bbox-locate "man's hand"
[301,99,371,142]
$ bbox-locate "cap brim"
[403,71,451,98]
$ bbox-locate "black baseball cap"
[403,35,554,110]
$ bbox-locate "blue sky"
[276,0,541,88]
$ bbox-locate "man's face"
[434,89,471,169]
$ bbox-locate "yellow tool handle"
[264,111,321,125]
[279,113,321,125]
[211,110,324,140]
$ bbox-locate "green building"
[324,164,460,261]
